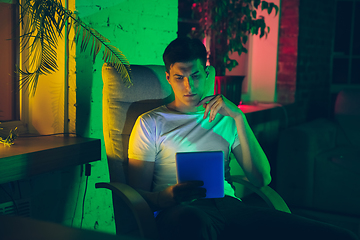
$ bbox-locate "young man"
[128,37,358,240]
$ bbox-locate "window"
[331,0,360,90]
[0,1,19,122]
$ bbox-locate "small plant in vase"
[0,124,17,146]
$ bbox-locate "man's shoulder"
[138,105,168,121]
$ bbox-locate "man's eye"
[192,75,199,79]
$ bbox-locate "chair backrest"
[102,63,174,184]
[102,63,174,235]
[333,89,360,146]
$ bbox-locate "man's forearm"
[135,187,179,212]
[233,113,272,187]
[135,189,162,212]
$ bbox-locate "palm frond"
[18,0,131,95]
[0,127,18,147]
[103,45,131,86]
[17,66,43,96]
[69,11,131,85]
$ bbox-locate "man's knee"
[158,205,207,227]
[156,205,217,240]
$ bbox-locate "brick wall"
[277,0,336,126]
[277,0,299,106]
[296,0,335,123]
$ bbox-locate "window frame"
[0,0,28,135]
[330,0,360,93]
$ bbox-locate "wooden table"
[0,135,101,184]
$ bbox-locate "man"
[128,37,358,240]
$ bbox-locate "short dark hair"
[163,37,207,73]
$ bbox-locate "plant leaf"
[254,0,261,9]
[17,0,131,95]
[0,127,18,146]
[261,1,269,11]
[252,10,257,19]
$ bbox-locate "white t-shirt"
[128,105,241,198]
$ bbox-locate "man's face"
[166,59,209,112]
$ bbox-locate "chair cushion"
[102,63,174,183]
[103,64,174,102]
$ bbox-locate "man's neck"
[166,102,203,113]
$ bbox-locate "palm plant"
[18,0,131,95]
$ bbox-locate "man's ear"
[206,66,215,79]
[165,71,170,83]
[205,67,210,78]
[204,66,216,96]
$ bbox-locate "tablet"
[175,151,224,198]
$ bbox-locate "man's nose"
[184,77,194,90]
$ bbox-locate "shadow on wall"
[75,50,94,137]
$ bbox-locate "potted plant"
[17,0,131,95]
[191,0,279,104]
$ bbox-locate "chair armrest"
[95,182,158,240]
[230,175,291,213]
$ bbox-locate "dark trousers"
[156,196,358,240]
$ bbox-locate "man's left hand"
[197,94,243,122]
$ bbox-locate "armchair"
[97,63,290,240]
[276,89,360,218]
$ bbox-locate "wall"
[277,0,335,126]
[295,0,335,122]
[246,0,281,103]
[74,0,178,233]
[276,0,298,106]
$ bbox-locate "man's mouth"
[184,93,197,97]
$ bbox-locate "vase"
[214,76,245,106]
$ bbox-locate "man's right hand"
[128,158,206,210]
[158,181,206,209]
